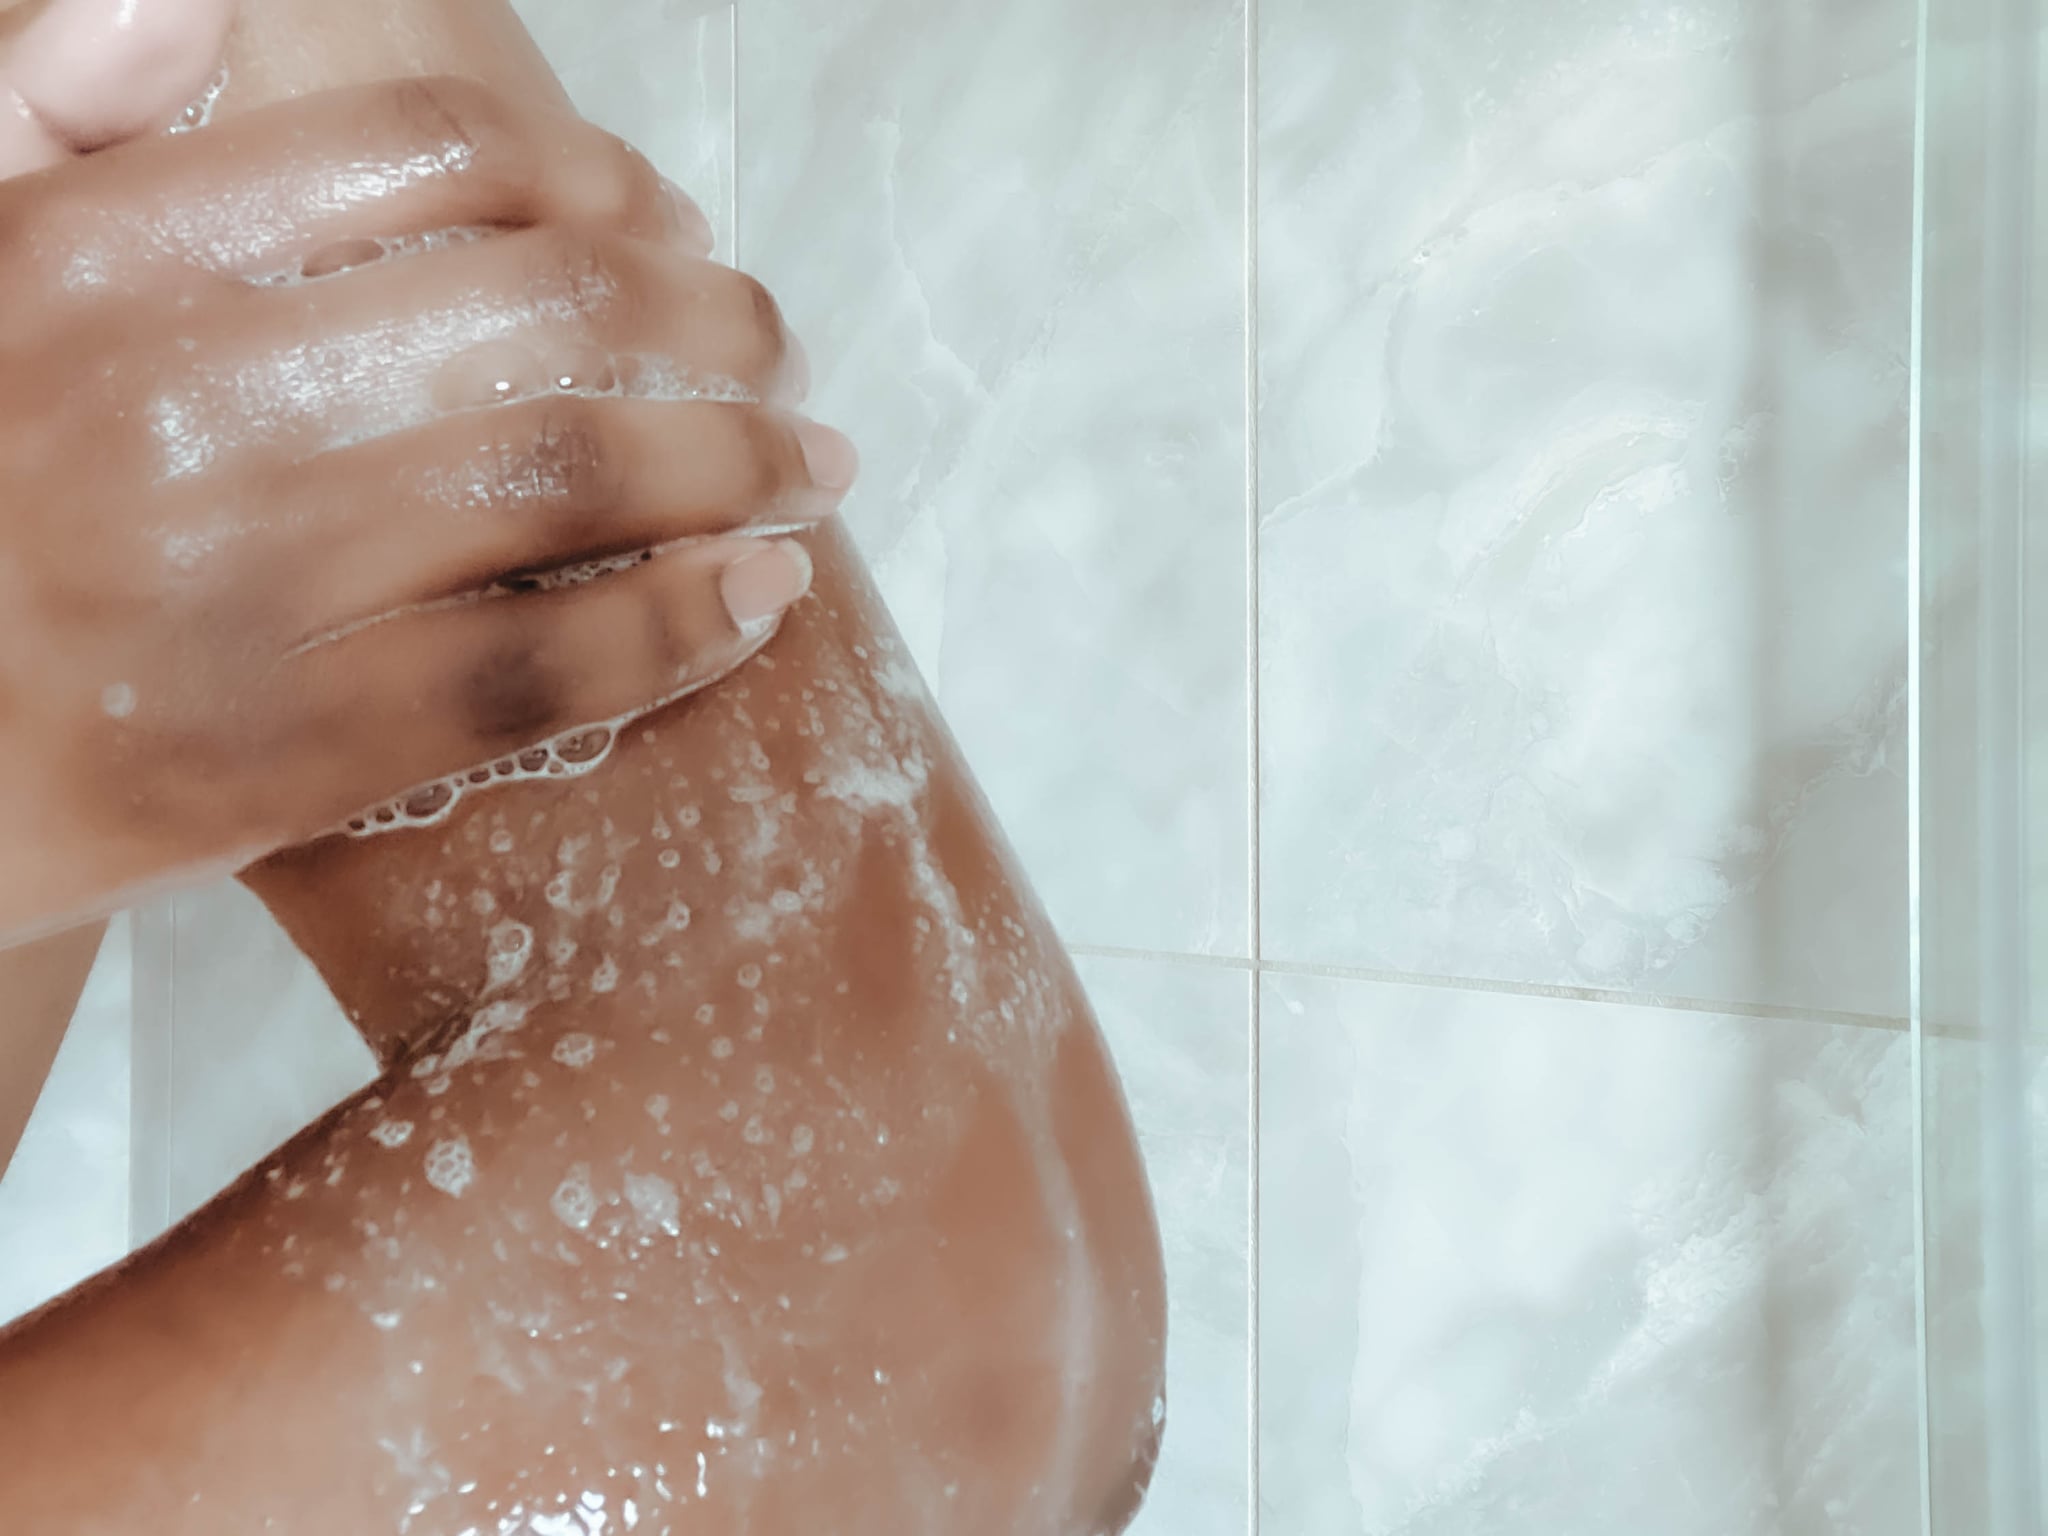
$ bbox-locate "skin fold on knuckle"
[487,401,620,532]
[381,75,498,180]
[589,132,667,236]
[529,227,633,346]
[730,267,791,384]
[731,404,801,514]
[452,624,570,748]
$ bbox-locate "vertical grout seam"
[728,0,741,264]
[1242,0,1262,1528]
[1904,0,1933,1527]
[128,900,176,1246]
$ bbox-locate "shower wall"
[0,0,1925,1530]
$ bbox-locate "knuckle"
[589,134,669,233]
[639,587,689,678]
[490,401,622,519]
[729,407,795,505]
[4,185,106,302]
[381,76,507,169]
[533,229,630,334]
[378,77,546,220]
[454,624,570,747]
[532,401,624,511]
[725,269,791,381]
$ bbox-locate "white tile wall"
[1260,975,1919,1534]
[0,0,1923,1528]
[1257,0,1915,1020]
[1079,955,1252,1536]
[0,920,132,1325]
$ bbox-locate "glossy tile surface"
[1259,972,1920,1535]
[1257,0,1915,1017]
[1078,954,1252,1536]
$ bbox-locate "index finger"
[2,75,711,288]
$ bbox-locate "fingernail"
[661,177,715,255]
[794,419,859,493]
[721,539,815,631]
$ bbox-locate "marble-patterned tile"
[1076,954,1252,1536]
[1258,972,1919,1535]
[163,885,375,1225]
[511,0,735,254]
[0,919,133,1325]
[738,0,1251,956]
[1257,0,1915,1016]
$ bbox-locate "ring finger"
[292,395,857,623]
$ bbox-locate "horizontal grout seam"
[1063,943,1907,1031]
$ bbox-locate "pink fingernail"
[721,540,814,630]
[794,419,859,493]
[661,177,714,254]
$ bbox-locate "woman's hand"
[0,76,857,942]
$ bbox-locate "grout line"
[1242,0,1261,1524]
[1247,956,1262,1535]
[1069,943,1258,972]
[1243,1,1263,986]
[1904,0,1933,1525]
[727,0,740,263]
[127,901,176,1246]
[1065,942,1908,1031]
[1256,958,1910,1030]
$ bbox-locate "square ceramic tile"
[737,0,1252,956]
[1256,0,1915,1017]
[1258,972,1919,1535]
[1078,954,1252,1536]
[0,919,133,1326]
[511,0,736,254]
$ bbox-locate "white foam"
[422,1136,475,1197]
[552,1032,597,1069]
[551,1165,597,1231]
[245,226,489,288]
[623,1171,681,1235]
[166,66,228,136]
[485,920,535,990]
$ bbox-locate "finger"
[297,397,857,617]
[285,226,804,412]
[0,91,65,177]
[293,536,814,829]
[3,75,711,288]
[12,0,232,150]
[130,227,798,465]
[167,230,802,459]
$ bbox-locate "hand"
[0,76,857,941]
